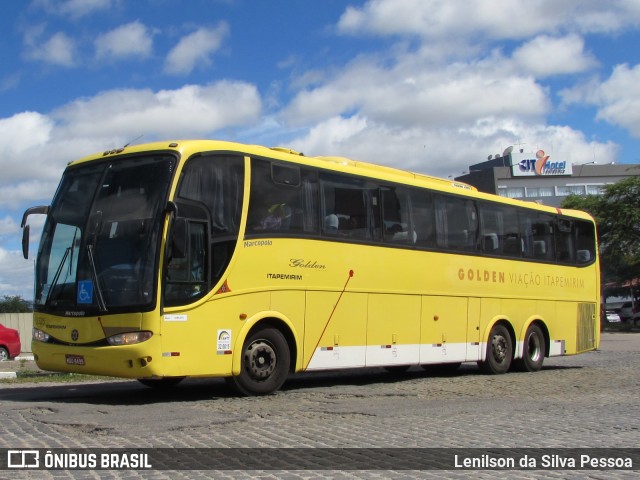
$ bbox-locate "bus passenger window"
[410,190,435,248]
[247,160,318,236]
[478,202,520,257]
[381,187,414,244]
[575,220,596,265]
[531,215,555,260]
[320,172,375,241]
[434,195,478,251]
[556,218,575,263]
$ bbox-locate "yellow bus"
[22,140,599,395]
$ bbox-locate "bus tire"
[479,323,512,374]
[138,377,185,388]
[228,327,290,396]
[513,324,545,372]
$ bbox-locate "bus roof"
[70,139,594,221]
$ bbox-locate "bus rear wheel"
[479,324,512,374]
[513,324,545,372]
[228,327,290,396]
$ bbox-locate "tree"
[0,295,32,313]
[562,176,640,295]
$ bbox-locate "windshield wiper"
[68,228,78,275]
[44,246,71,305]
[87,244,108,312]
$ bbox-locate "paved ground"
[0,331,639,479]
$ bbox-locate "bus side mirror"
[21,205,49,259]
[22,225,30,260]
[170,217,188,259]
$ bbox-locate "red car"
[0,323,21,361]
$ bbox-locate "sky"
[2,0,640,299]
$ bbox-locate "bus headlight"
[107,331,153,346]
[32,328,50,343]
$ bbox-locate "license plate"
[65,354,85,366]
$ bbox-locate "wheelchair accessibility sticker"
[77,280,94,304]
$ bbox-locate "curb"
[0,355,34,379]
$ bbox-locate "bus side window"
[575,220,596,265]
[519,213,534,258]
[502,207,521,257]
[478,203,501,253]
[531,214,556,260]
[247,160,318,235]
[478,202,521,257]
[320,172,374,241]
[410,190,435,248]
[435,195,478,251]
[556,218,575,263]
[381,187,414,245]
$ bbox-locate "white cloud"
[164,24,230,75]
[24,28,77,67]
[280,2,621,180]
[282,51,550,128]
[512,35,598,78]
[34,0,117,19]
[0,216,18,236]
[0,247,35,299]
[0,82,261,212]
[593,64,640,138]
[0,111,53,154]
[337,0,640,41]
[53,81,261,139]
[60,0,115,17]
[0,181,60,210]
[561,63,640,138]
[0,112,57,185]
[291,115,618,180]
[95,21,154,60]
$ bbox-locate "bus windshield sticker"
[77,280,94,304]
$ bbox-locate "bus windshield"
[35,154,176,313]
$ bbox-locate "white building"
[455,148,640,207]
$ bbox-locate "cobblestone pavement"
[0,332,639,479]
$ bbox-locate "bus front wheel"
[479,324,512,374]
[228,327,290,396]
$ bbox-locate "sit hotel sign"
[511,150,573,177]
